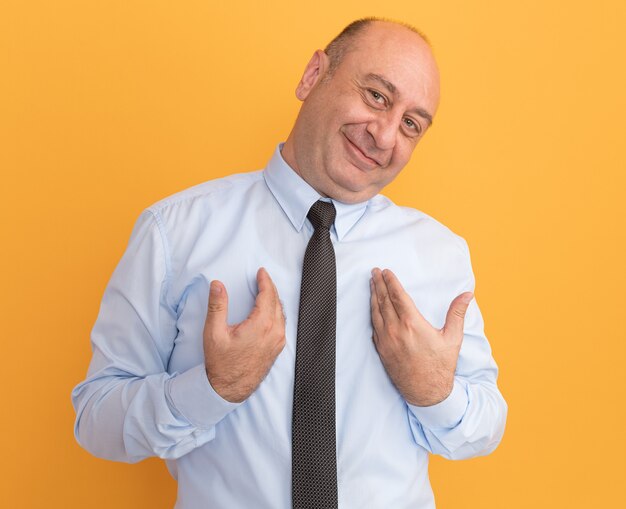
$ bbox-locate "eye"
[367,89,387,106]
[402,117,422,134]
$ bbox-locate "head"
[281,18,440,204]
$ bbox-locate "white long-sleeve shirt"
[72,144,507,508]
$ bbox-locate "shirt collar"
[263,144,369,241]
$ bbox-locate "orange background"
[2,1,625,507]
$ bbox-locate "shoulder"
[143,170,265,226]
[367,194,469,256]
[147,170,264,216]
[139,169,266,243]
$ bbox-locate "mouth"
[342,133,381,169]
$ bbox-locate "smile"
[342,133,380,170]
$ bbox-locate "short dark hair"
[323,17,430,78]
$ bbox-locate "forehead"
[339,23,440,107]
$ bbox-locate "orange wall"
[2,1,625,507]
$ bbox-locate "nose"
[366,113,398,152]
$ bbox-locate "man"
[72,18,507,508]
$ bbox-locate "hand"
[203,267,286,403]
[370,268,473,407]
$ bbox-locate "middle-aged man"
[73,17,507,509]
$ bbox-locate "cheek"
[377,145,415,182]
[389,141,415,167]
[378,168,404,188]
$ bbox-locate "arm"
[71,210,240,462]
[370,248,507,460]
[405,296,507,460]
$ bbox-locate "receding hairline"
[324,17,431,76]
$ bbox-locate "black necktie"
[292,200,338,509]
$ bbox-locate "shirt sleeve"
[71,209,241,463]
[406,239,508,460]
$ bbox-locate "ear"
[295,50,329,101]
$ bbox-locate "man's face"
[283,22,441,204]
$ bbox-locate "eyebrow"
[366,73,397,94]
[365,72,434,126]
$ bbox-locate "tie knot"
[307,200,336,231]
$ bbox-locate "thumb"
[442,291,473,340]
[252,267,276,313]
[205,280,229,332]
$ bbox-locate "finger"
[258,269,285,349]
[371,267,399,324]
[381,269,425,320]
[370,277,385,334]
[274,291,286,325]
[442,291,474,340]
[372,327,380,349]
[271,276,286,326]
[251,267,277,319]
[205,280,229,335]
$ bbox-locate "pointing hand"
[204,268,286,403]
[370,268,473,406]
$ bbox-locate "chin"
[327,183,377,204]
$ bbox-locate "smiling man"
[73,18,507,509]
[282,21,440,204]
